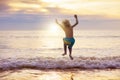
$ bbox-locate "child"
[56,15,78,60]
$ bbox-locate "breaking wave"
[0,56,120,71]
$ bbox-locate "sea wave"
[0,56,120,71]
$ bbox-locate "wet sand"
[0,69,120,80]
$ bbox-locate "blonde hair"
[62,19,71,27]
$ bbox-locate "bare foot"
[69,55,73,60]
[62,53,67,56]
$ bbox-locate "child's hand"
[74,14,77,18]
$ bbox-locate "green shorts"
[63,37,75,48]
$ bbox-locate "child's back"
[63,25,73,38]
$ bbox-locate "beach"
[0,30,120,80]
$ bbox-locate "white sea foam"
[0,56,120,71]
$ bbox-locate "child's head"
[62,19,71,27]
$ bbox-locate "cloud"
[0,0,120,30]
[0,0,120,19]
[0,0,10,11]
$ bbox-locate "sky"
[0,0,120,30]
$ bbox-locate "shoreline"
[1,67,120,72]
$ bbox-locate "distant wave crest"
[0,56,120,71]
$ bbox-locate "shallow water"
[0,30,120,58]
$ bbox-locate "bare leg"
[62,44,67,56]
[68,47,73,60]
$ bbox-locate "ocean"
[0,30,120,80]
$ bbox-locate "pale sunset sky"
[0,0,120,30]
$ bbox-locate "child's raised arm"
[71,15,78,28]
[56,19,62,26]
[55,19,64,30]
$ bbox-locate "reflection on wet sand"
[0,69,120,80]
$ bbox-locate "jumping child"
[56,15,78,60]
